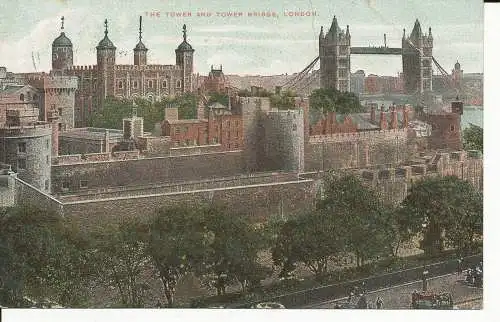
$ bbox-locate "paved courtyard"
[306,273,483,309]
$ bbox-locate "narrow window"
[162,80,167,88]
[17,158,26,169]
[148,80,153,88]
[18,142,26,153]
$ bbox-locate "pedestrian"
[376,296,383,309]
[457,257,462,275]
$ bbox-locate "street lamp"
[422,219,429,292]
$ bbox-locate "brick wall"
[14,177,63,213]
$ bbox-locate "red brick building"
[162,104,243,151]
[365,74,381,94]
[201,65,228,94]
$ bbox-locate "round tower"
[52,16,73,73]
[175,24,195,92]
[134,16,148,66]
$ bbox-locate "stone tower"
[133,16,148,66]
[52,16,73,73]
[319,16,351,92]
[175,24,195,92]
[402,19,433,94]
[96,19,116,106]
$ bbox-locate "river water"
[462,107,483,130]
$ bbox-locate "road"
[304,273,483,309]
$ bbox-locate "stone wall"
[305,129,409,171]
[51,150,245,194]
[14,177,63,213]
[61,179,316,230]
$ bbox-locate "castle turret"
[96,19,116,105]
[52,16,73,73]
[133,16,148,66]
[96,19,116,69]
[319,15,351,92]
[175,24,195,93]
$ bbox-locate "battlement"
[54,150,141,165]
[0,123,52,137]
[309,128,408,143]
[28,75,78,89]
[113,64,180,71]
[69,65,97,71]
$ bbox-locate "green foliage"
[237,88,272,97]
[207,92,229,107]
[463,123,483,152]
[270,90,297,109]
[272,212,344,277]
[93,218,151,307]
[89,94,198,132]
[398,176,483,256]
[309,88,363,114]
[147,204,211,307]
[201,204,270,294]
[0,206,96,307]
[316,173,392,266]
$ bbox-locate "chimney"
[47,110,59,157]
[403,107,409,128]
[390,106,398,129]
[370,105,376,122]
[104,129,110,153]
[380,111,388,130]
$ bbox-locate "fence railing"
[230,254,481,309]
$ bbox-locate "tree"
[147,204,211,307]
[0,206,96,307]
[270,90,297,109]
[463,123,483,152]
[399,176,483,256]
[207,92,229,107]
[93,218,151,307]
[272,211,345,278]
[200,204,269,294]
[309,88,363,115]
[316,173,392,267]
[89,94,198,132]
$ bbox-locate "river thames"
[462,107,483,130]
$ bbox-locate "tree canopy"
[89,93,198,131]
[398,176,483,256]
[463,123,483,152]
[316,173,393,266]
[309,88,363,115]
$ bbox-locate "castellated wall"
[354,150,483,205]
[60,179,316,230]
[304,129,410,171]
[51,150,245,194]
[28,76,78,129]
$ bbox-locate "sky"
[0,0,483,76]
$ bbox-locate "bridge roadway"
[350,47,402,55]
[302,273,482,309]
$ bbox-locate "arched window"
[162,80,168,88]
[176,80,181,88]
[19,94,24,101]
[118,81,123,89]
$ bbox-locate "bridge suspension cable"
[281,56,319,90]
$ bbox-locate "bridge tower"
[402,19,433,94]
[319,16,351,92]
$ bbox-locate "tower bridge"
[282,16,478,100]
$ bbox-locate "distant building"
[319,16,351,92]
[350,70,365,95]
[41,16,195,127]
[201,65,228,94]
